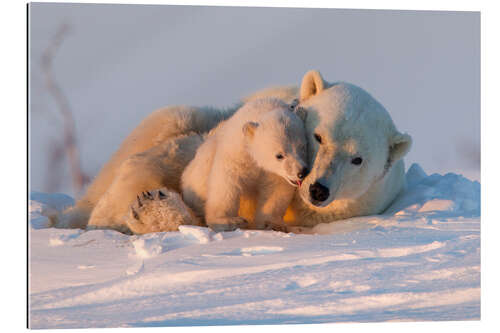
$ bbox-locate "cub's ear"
[389,132,412,163]
[300,70,326,101]
[242,122,259,138]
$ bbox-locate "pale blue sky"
[29,3,480,196]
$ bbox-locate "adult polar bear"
[58,70,412,233]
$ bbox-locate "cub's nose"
[309,182,329,202]
[297,167,309,180]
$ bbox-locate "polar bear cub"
[181,98,309,232]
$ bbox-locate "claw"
[131,207,139,220]
[136,195,142,207]
[159,190,166,199]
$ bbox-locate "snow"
[28,164,480,329]
[29,192,74,229]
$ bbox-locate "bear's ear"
[389,132,412,163]
[300,70,326,101]
[242,122,259,138]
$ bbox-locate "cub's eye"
[351,157,363,165]
[314,133,322,144]
[276,153,284,160]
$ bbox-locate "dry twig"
[41,23,89,195]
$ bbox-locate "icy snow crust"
[28,164,480,328]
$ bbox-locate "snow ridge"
[28,164,480,328]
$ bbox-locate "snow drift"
[28,164,480,328]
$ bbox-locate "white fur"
[86,134,205,233]
[182,98,308,232]
[56,104,236,231]
[58,70,411,233]
[246,71,412,228]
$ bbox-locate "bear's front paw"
[125,188,201,235]
[207,217,248,232]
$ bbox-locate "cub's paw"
[269,222,290,233]
[125,188,201,235]
[284,226,314,234]
[207,217,248,232]
[254,220,311,234]
[255,220,288,232]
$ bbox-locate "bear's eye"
[314,133,322,144]
[351,157,363,165]
[276,153,284,160]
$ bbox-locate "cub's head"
[242,100,309,187]
[297,70,413,207]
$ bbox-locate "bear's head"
[297,70,412,208]
[242,100,309,187]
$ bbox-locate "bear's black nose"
[297,167,309,180]
[309,182,329,202]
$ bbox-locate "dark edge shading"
[26,2,30,329]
